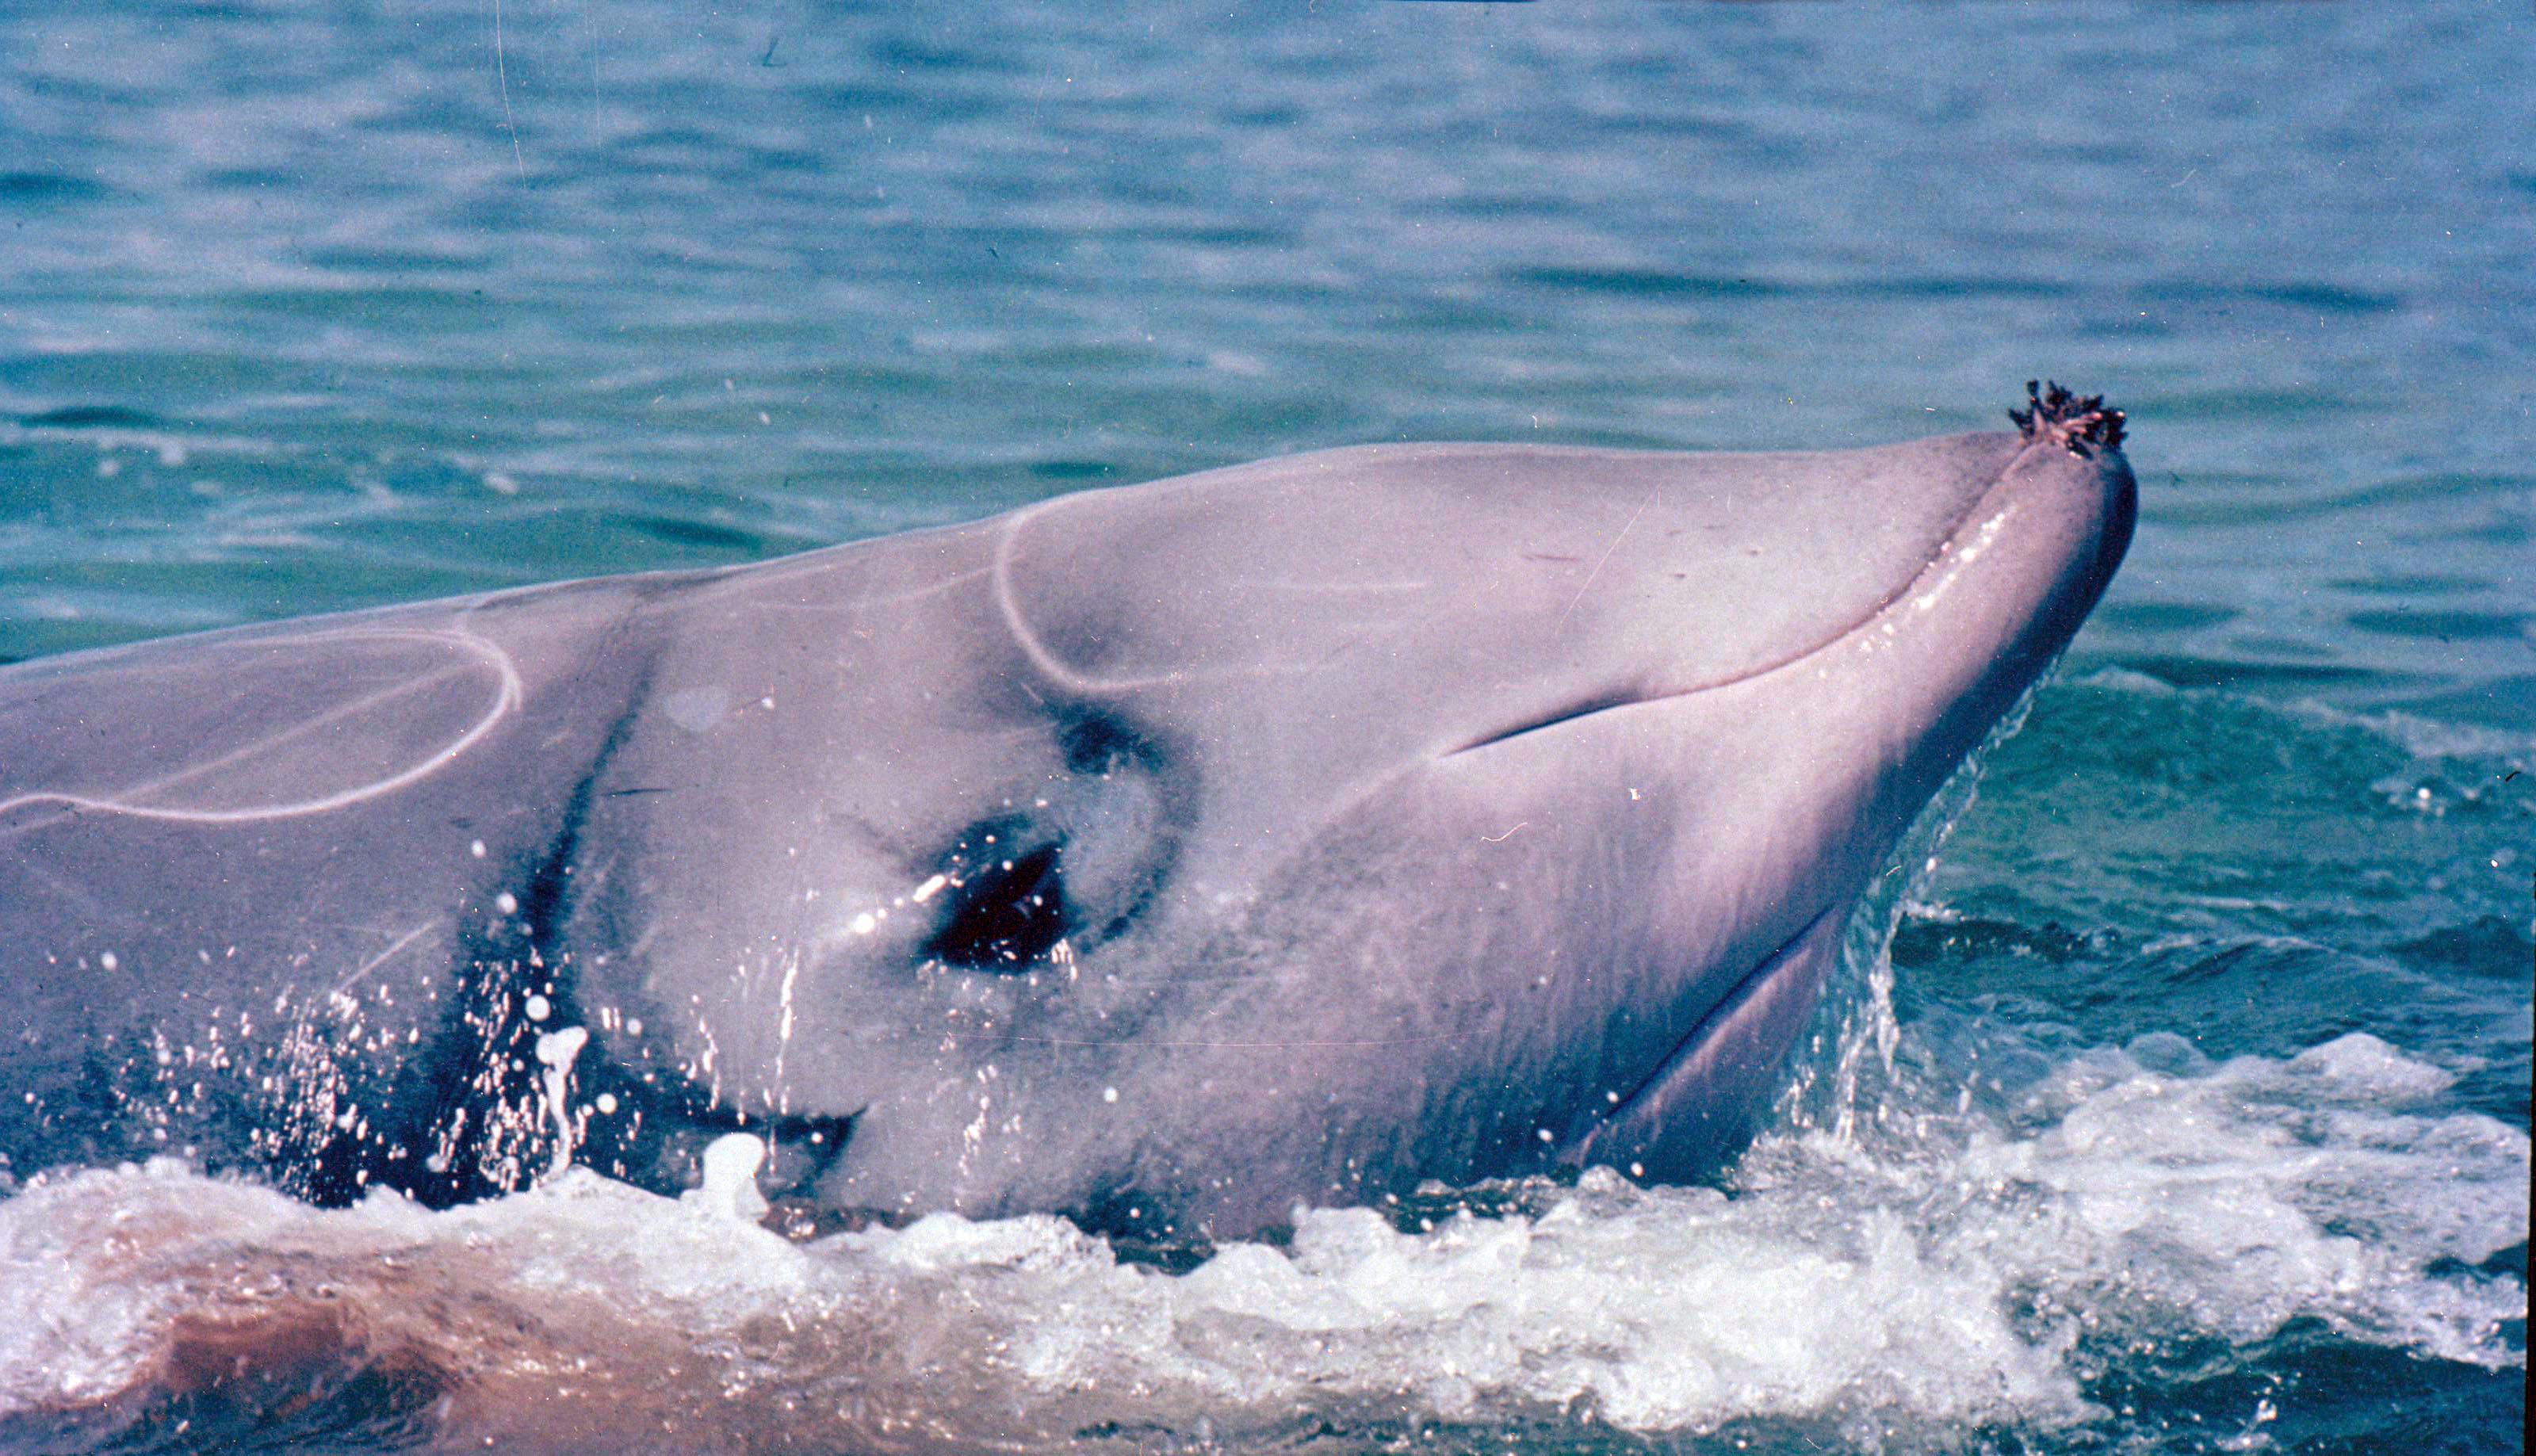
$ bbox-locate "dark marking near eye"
[923,837,1069,969]
[1060,709,1157,777]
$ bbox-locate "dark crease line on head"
[1443,444,2035,760]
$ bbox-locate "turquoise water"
[0,2,2527,1453]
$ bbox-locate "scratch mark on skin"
[730,561,994,611]
[17,856,110,919]
[1558,489,1656,630]
[335,923,436,998]
[1248,578,1431,595]
[1482,821,1528,843]
[991,510,1394,694]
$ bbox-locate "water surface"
[0,2,2527,1453]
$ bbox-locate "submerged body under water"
[0,0,2527,1451]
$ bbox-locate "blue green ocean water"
[0,2,2526,1454]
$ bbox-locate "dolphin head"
[568,390,2135,1240]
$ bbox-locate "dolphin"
[0,384,2132,1241]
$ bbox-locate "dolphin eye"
[921,824,1069,970]
[914,711,1180,975]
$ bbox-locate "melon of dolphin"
[0,386,2133,1241]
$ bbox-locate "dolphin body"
[0,387,2132,1241]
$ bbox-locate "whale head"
[0,388,2132,1244]
[555,388,2136,1240]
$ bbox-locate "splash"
[0,1030,2518,1454]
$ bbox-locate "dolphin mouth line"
[1444,436,2069,759]
[1559,903,1840,1164]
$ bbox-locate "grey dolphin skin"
[0,385,2133,1243]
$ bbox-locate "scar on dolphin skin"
[1559,488,1658,629]
[0,628,522,830]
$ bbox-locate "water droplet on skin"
[533,1026,589,1183]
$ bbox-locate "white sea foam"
[0,1034,2519,1452]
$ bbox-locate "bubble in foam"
[687,1132,771,1224]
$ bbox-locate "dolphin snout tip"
[1995,378,2137,598]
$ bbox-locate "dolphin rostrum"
[0,385,2133,1241]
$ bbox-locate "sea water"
[0,2,2526,1452]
